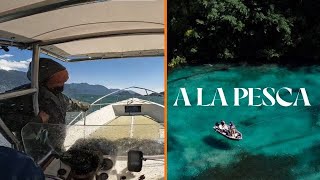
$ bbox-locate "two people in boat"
[215,120,237,137]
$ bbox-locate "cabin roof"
[0,0,164,61]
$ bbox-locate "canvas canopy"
[0,0,164,61]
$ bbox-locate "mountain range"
[0,70,143,96]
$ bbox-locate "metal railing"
[68,86,163,125]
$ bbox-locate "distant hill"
[64,83,112,96]
[0,70,141,96]
[0,70,29,93]
[64,83,141,97]
[145,91,164,96]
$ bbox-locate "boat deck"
[89,115,163,140]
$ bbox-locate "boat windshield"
[21,122,164,163]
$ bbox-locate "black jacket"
[0,84,86,132]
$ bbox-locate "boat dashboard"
[21,123,164,180]
[42,153,164,180]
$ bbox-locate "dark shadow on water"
[168,126,185,153]
[168,135,178,152]
[191,152,297,180]
[253,132,316,151]
[240,117,257,127]
[308,105,320,128]
[298,141,320,173]
[202,136,232,150]
[310,146,320,172]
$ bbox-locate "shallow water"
[168,65,320,180]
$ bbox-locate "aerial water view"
[168,0,320,179]
[168,65,320,179]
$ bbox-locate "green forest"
[168,0,320,68]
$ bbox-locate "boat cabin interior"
[0,0,164,179]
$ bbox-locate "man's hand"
[38,111,49,123]
[79,102,90,112]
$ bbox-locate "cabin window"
[0,47,33,94]
[125,105,141,113]
[0,132,11,148]
[0,47,34,148]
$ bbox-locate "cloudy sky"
[0,54,31,71]
[0,47,164,92]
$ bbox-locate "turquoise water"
[168,65,320,180]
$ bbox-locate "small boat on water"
[213,121,242,141]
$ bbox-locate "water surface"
[168,65,320,180]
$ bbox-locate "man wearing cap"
[0,58,90,149]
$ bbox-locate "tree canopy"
[168,0,320,68]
